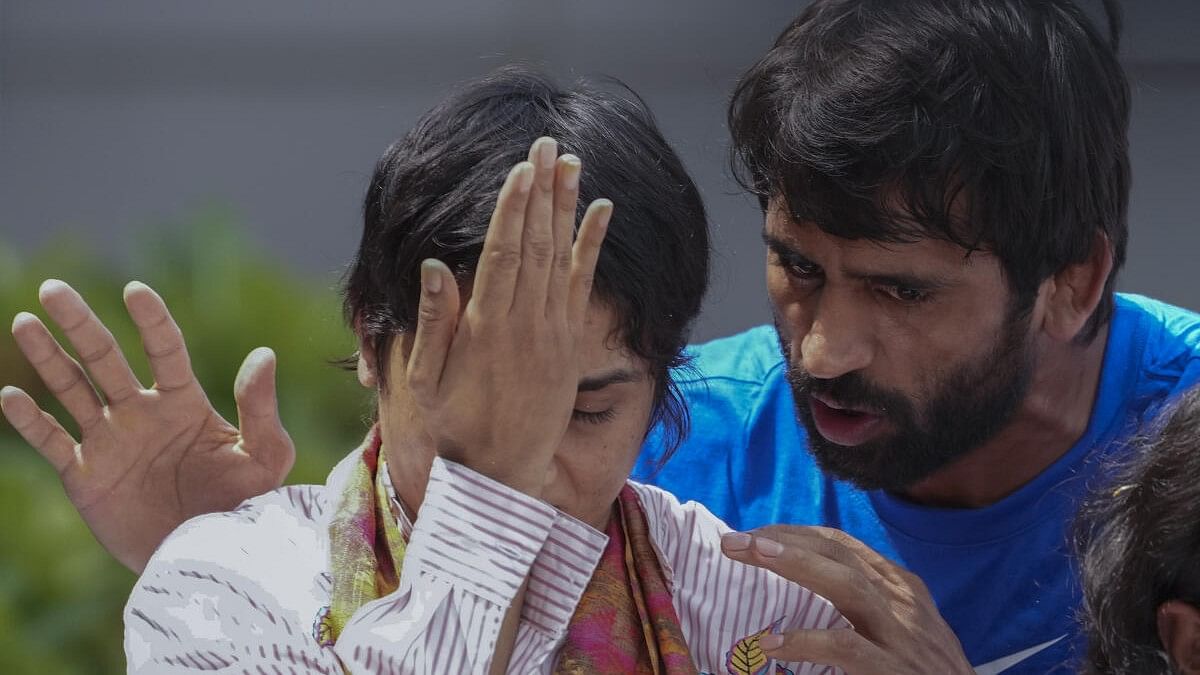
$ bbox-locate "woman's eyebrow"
[577,368,641,392]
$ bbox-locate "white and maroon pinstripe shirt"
[125,447,846,674]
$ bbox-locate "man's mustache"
[786,368,906,417]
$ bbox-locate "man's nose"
[798,292,875,380]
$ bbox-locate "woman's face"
[371,298,657,531]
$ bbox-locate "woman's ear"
[1040,232,1114,342]
[1158,600,1200,673]
[357,346,379,389]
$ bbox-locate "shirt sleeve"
[333,457,607,673]
[124,489,346,674]
[629,481,847,675]
[124,464,607,674]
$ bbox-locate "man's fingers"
[123,281,196,391]
[721,531,889,633]
[38,279,143,405]
[407,259,461,403]
[11,311,104,431]
[566,199,612,327]
[472,162,534,315]
[546,153,582,319]
[761,627,891,674]
[751,524,886,581]
[233,347,295,481]
[1,385,79,473]
[792,525,898,574]
[513,137,559,313]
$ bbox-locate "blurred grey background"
[2,0,1198,341]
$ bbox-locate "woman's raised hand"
[2,280,294,573]
[405,137,611,496]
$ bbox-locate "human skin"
[369,137,655,534]
[760,198,1111,508]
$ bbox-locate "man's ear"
[357,344,378,389]
[1040,232,1114,342]
[1158,600,1200,673]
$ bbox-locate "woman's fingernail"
[512,162,534,192]
[722,532,752,550]
[561,155,581,191]
[421,260,442,294]
[759,634,782,650]
[755,537,784,557]
[538,137,557,169]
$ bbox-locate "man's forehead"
[764,207,985,271]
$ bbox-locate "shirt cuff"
[523,508,608,637]
[404,457,559,607]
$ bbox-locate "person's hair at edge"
[729,0,1130,339]
[342,64,711,462]
[1075,386,1200,674]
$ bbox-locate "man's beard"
[780,308,1036,491]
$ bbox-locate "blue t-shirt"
[634,294,1200,673]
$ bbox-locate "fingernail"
[595,198,613,212]
[538,137,557,169]
[755,537,784,557]
[516,162,534,191]
[421,260,442,294]
[759,634,782,650]
[561,155,581,191]
[722,532,752,551]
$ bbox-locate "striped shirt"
[125,449,846,674]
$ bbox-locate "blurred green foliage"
[0,216,370,674]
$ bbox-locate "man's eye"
[572,408,616,425]
[881,285,930,304]
[780,258,820,280]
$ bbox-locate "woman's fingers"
[513,137,559,314]
[407,259,461,403]
[0,385,79,474]
[39,279,143,404]
[10,311,105,431]
[124,281,196,392]
[546,153,582,320]
[567,199,613,327]
[233,347,295,481]
[471,162,534,315]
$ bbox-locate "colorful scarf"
[315,432,696,674]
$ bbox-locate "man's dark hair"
[343,65,710,457]
[729,0,1130,340]
[1075,386,1200,674]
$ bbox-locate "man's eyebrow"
[762,232,815,265]
[577,368,642,392]
[762,230,954,289]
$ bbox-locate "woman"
[1077,386,1200,674]
[112,67,845,673]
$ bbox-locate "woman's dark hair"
[342,65,710,458]
[729,0,1130,340]
[1075,386,1200,673]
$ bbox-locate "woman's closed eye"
[572,408,616,425]
[568,401,614,422]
